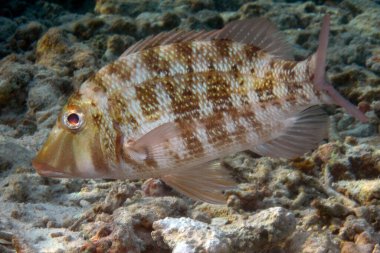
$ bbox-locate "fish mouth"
[32,159,73,178]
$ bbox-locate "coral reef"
[0,0,379,252]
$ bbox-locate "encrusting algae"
[32,16,367,204]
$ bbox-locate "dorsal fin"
[121,18,293,60]
[121,30,218,56]
[214,18,293,60]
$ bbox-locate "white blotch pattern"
[223,112,236,134]
[238,117,259,143]
[168,137,188,160]
[272,83,288,98]
[155,83,176,122]
[195,124,217,155]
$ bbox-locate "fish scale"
[33,16,367,204]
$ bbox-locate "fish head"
[33,93,117,179]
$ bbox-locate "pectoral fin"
[162,161,236,204]
[124,123,236,204]
[124,122,181,163]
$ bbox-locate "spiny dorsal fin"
[251,106,329,159]
[122,18,293,60]
[122,30,218,56]
[214,18,293,60]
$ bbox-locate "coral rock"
[152,217,231,253]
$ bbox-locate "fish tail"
[311,15,368,122]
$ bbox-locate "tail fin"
[312,15,368,123]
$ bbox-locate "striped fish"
[32,16,367,204]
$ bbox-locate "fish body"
[33,16,367,203]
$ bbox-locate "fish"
[32,16,367,204]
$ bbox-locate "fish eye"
[62,110,84,131]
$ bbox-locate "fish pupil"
[67,113,80,126]
[62,110,84,131]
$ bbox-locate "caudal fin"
[312,15,368,123]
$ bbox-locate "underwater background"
[0,0,380,252]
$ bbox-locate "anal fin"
[251,106,329,159]
[161,161,236,204]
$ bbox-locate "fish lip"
[32,159,70,178]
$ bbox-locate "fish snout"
[32,128,79,178]
[32,127,114,179]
